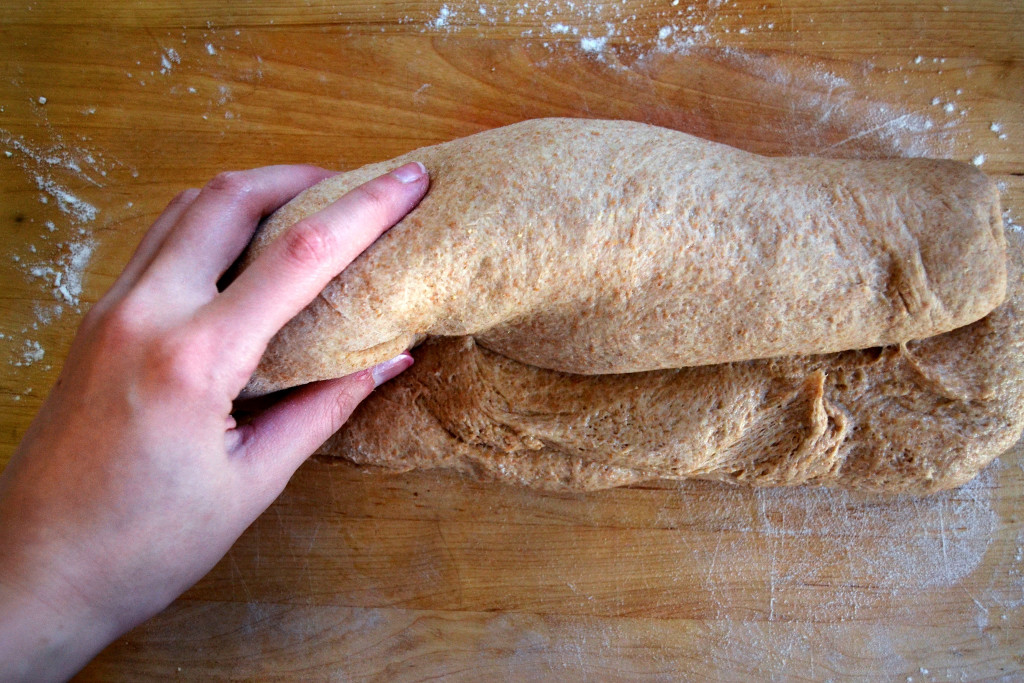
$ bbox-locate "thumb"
[232,352,414,489]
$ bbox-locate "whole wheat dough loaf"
[239,118,1006,397]
[236,117,1017,493]
[321,224,1024,493]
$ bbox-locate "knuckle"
[93,297,149,346]
[280,219,336,269]
[341,371,375,403]
[205,170,255,198]
[148,329,219,394]
[351,181,392,216]
[329,378,372,424]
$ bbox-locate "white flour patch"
[430,4,455,29]
[2,130,102,181]
[984,525,1024,616]
[1006,212,1022,234]
[160,47,181,75]
[579,36,607,53]
[32,174,98,222]
[59,240,94,307]
[11,339,45,367]
[990,121,1008,140]
[22,237,95,308]
[32,302,61,326]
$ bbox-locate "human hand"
[0,160,429,681]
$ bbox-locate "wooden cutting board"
[1,1,1022,679]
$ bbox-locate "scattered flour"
[412,0,758,57]
[1,10,1014,677]
[408,0,958,160]
[11,340,45,367]
[1,129,114,375]
[2,130,105,277]
[647,468,1000,626]
[405,0,812,65]
[1005,211,1022,234]
[32,174,98,222]
[160,47,181,75]
[21,237,95,307]
[431,4,455,29]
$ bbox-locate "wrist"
[0,567,116,681]
[0,490,124,681]
[0,562,120,681]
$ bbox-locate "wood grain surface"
[1,0,1022,679]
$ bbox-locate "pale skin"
[0,160,430,681]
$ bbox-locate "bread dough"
[322,225,1023,493]
[238,119,1005,398]
[235,118,1017,492]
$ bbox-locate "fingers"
[206,161,429,367]
[229,353,414,490]
[140,165,336,299]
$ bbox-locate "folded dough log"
[320,229,1024,494]
[239,118,1005,397]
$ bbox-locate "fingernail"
[371,352,414,387]
[391,161,427,184]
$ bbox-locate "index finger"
[203,161,429,375]
[139,164,337,300]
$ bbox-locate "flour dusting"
[430,4,455,29]
[408,1,963,161]
[1,129,117,377]
[649,467,1000,624]
[579,36,608,53]
[31,174,98,223]
[756,471,996,592]
[1006,212,1022,234]
[0,8,1006,678]
[11,340,45,367]
[159,47,181,75]
[2,131,107,312]
[411,0,792,61]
